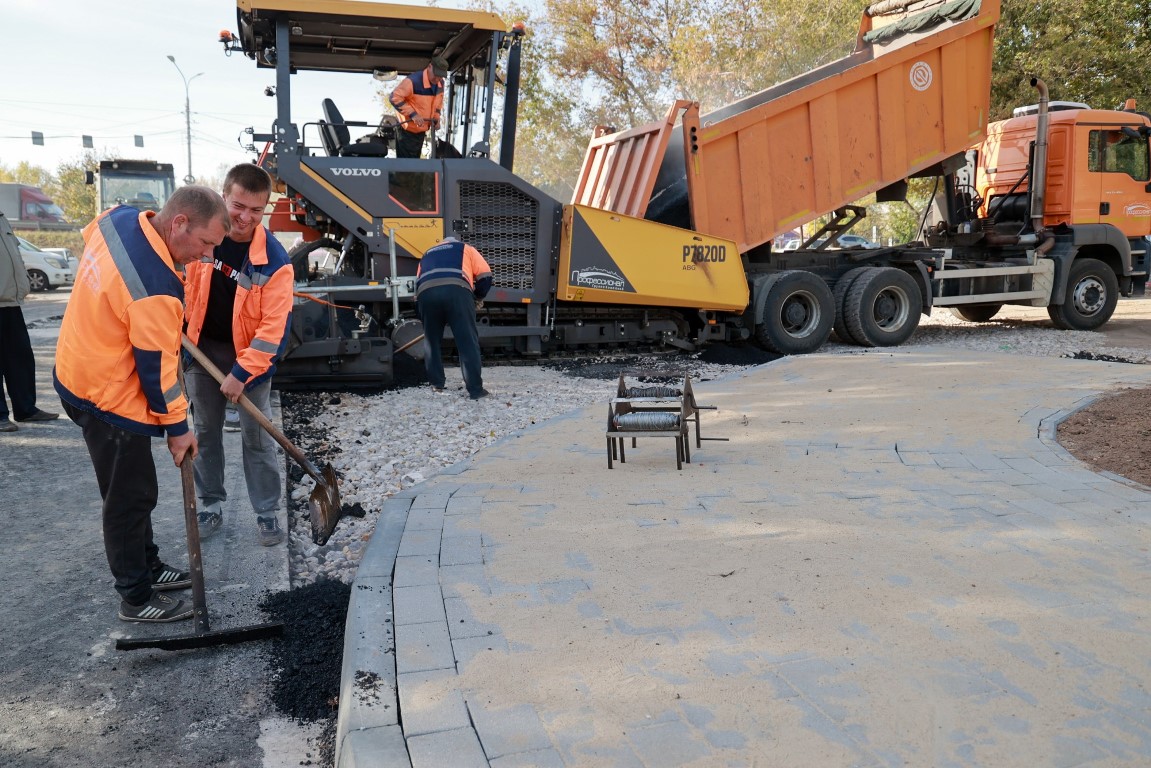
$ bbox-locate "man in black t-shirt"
[183,164,295,547]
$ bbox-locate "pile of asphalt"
[260,579,352,766]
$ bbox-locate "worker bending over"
[390,56,447,158]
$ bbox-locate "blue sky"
[0,0,487,182]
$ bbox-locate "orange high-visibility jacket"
[183,225,293,388]
[390,68,444,134]
[54,207,190,437]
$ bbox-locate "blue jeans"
[417,284,484,397]
[184,342,281,518]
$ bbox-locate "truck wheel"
[844,267,921,347]
[754,270,834,355]
[950,304,1002,322]
[1047,258,1118,330]
[288,237,343,282]
[27,270,48,292]
[831,266,872,344]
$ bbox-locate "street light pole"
[167,55,203,185]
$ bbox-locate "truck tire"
[831,266,872,344]
[1047,258,1118,331]
[754,270,834,355]
[950,304,1002,322]
[27,270,49,292]
[844,267,921,347]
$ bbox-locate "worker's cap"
[430,56,449,77]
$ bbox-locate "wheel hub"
[781,292,821,338]
[1073,278,1105,315]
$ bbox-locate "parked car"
[829,234,880,249]
[16,235,74,291]
[40,247,75,267]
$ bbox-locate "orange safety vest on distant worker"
[389,68,444,134]
[54,206,190,437]
[183,225,294,388]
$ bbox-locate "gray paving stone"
[411,492,453,510]
[468,701,554,759]
[397,668,471,737]
[447,494,485,514]
[442,512,482,537]
[338,724,410,768]
[407,726,489,768]
[444,596,502,639]
[453,632,508,669]
[394,555,439,588]
[441,533,484,565]
[440,563,490,597]
[393,585,447,626]
[398,528,443,557]
[405,507,445,531]
[395,621,455,675]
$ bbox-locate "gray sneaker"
[198,510,223,540]
[257,515,284,546]
[118,592,193,623]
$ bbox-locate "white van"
[15,235,74,291]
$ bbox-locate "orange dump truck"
[233,0,1150,388]
[573,0,1151,353]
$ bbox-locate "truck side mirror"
[84,171,94,185]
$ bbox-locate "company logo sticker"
[1124,203,1151,216]
[571,266,627,291]
[909,61,933,92]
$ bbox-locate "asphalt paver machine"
[226,0,541,387]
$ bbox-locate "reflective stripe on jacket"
[54,207,189,437]
[389,69,444,135]
[415,238,493,299]
[184,225,293,388]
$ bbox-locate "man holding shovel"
[55,187,230,623]
[183,164,294,547]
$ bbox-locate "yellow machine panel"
[559,205,748,311]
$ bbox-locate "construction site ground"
[4,290,1151,767]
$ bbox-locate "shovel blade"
[308,464,351,545]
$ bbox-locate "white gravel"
[285,306,1151,585]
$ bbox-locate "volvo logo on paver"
[332,168,382,176]
[571,267,627,291]
[909,61,933,92]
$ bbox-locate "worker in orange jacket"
[183,164,294,547]
[415,235,493,399]
[390,56,447,158]
[55,187,230,623]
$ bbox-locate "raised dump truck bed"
[574,0,1000,252]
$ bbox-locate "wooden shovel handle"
[181,335,325,484]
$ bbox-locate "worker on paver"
[416,235,492,399]
[183,163,294,547]
[389,56,447,158]
[55,186,230,623]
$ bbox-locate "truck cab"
[981,103,1151,238]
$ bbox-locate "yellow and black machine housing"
[229,0,748,387]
